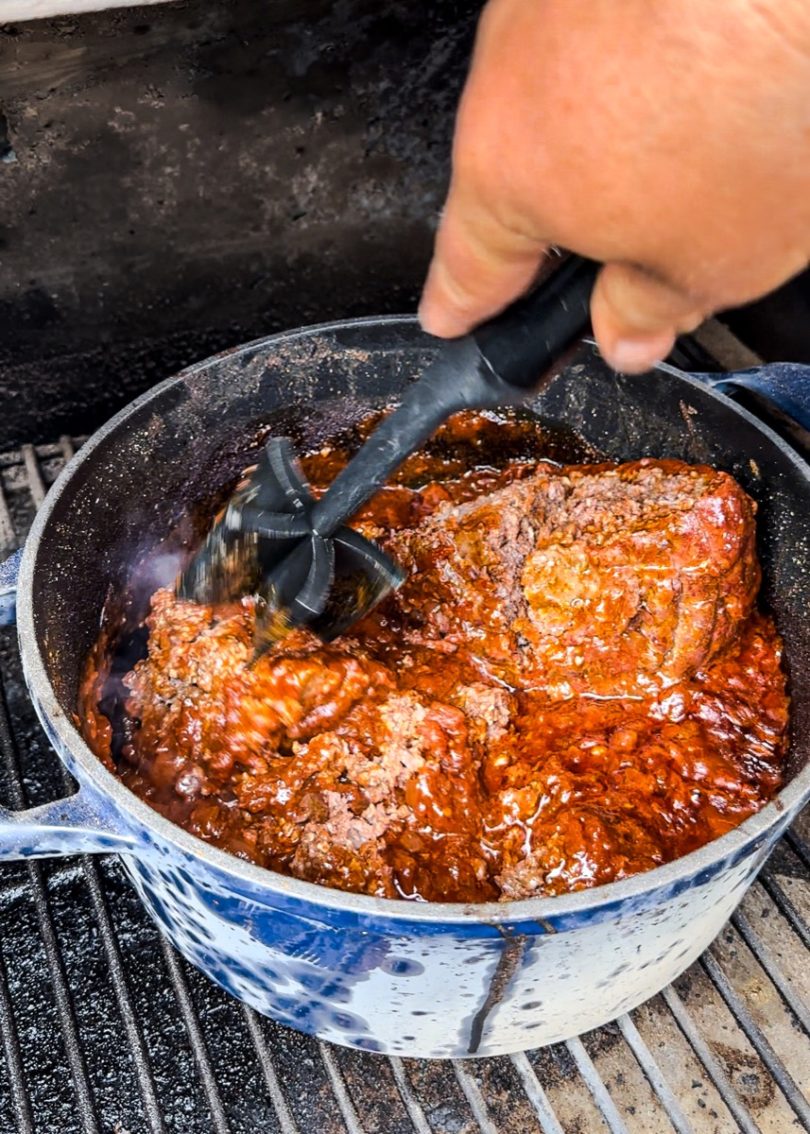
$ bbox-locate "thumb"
[419,185,548,339]
[590,261,706,373]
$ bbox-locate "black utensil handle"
[309,337,486,537]
[311,255,597,537]
[473,254,598,389]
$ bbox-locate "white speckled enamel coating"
[116,819,787,1057]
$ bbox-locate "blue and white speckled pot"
[1,321,808,1058]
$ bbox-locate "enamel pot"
[1,320,808,1058]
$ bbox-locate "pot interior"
[27,319,810,786]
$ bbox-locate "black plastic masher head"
[176,437,405,653]
[177,253,598,649]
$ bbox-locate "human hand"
[419,0,810,373]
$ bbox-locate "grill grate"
[0,432,809,1134]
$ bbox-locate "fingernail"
[608,334,674,374]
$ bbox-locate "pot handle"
[689,362,810,455]
[0,793,137,860]
[0,546,136,858]
[0,547,22,628]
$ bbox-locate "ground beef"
[79,413,788,903]
[449,683,516,746]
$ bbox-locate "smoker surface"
[0,421,809,1132]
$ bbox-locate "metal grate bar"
[760,873,810,952]
[0,943,34,1134]
[387,1058,433,1134]
[732,908,810,1035]
[565,1037,630,1134]
[319,1041,364,1134]
[59,436,76,463]
[451,1062,500,1134]
[20,445,46,509]
[242,1008,300,1134]
[80,858,167,1134]
[787,829,810,872]
[701,951,810,1128]
[660,986,760,1134]
[616,1015,693,1134]
[158,938,232,1134]
[509,1053,565,1134]
[25,866,101,1134]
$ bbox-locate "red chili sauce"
[79,411,789,903]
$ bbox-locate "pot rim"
[17,315,810,924]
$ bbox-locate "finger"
[418,185,548,339]
[591,261,706,373]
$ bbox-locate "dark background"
[1,0,808,449]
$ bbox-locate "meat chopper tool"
[177,254,598,650]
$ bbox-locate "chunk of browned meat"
[247,691,493,901]
[125,589,493,899]
[124,587,393,794]
[497,806,664,899]
[388,459,759,697]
